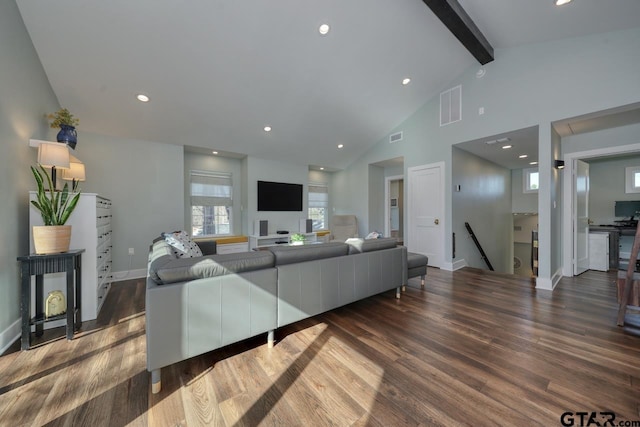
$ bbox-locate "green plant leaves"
[30,165,81,225]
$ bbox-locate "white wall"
[512,169,538,213]
[331,27,640,284]
[452,148,512,273]
[72,132,184,272]
[562,123,640,155]
[0,0,61,350]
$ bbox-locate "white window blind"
[308,184,328,208]
[190,172,232,206]
[308,183,328,230]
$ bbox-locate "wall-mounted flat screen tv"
[257,180,303,211]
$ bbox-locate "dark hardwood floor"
[1,267,640,426]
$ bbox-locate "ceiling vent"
[440,85,462,127]
[389,131,403,143]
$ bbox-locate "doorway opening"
[385,175,404,244]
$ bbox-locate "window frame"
[308,182,329,230]
[625,166,640,194]
[189,170,233,237]
[523,168,539,194]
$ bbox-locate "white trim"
[384,175,403,238]
[535,277,553,290]
[110,268,147,282]
[537,267,564,290]
[0,318,21,354]
[442,259,468,271]
[562,142,640,277]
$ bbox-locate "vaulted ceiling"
[16,0,640,170]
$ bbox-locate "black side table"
[18,249,85,350]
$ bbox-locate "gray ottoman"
[406,252,428,290]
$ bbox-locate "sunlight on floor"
[212,322,386,425]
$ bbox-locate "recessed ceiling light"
[555,0,572,6]
[264,126,272,132]
[485,139,498,145]
[136,94,150,102]
[496,137,511,143]
[502,145,512,149]
[337,144,344,149]
[319,24,330,35]
[320,167,325,170]
[530,161,538,165]
[212,151,218,155]
[519,154,528,159]
[402,78,411,86]
[475,68,486,79]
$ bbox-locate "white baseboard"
[552,267,564,289]
[442,259,467,271]
[452,259,468,271]
[111,268,146,283]
[0,318,20,354]
[536,268,563,291]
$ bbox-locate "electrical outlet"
[128,248,134,255]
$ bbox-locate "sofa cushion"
[194,239,217,256]
[148,240,177,282]
[407,252,428,269]
[345,237,398,254]
[268,242,348,265]
[153,251,275,284]
[162,230,203,258]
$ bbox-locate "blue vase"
[57,124,77,149]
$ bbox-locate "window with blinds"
[190,171,232,236]
[308,183,328,230]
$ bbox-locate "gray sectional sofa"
[146,237,407,393]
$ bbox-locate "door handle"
[434,219,439,225]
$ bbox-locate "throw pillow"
[163,230,203,258]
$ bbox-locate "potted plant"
[48,108,79,149]
[30,165,81,254]
[290,233,306,245]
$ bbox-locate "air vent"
[440,85,462,126]
[389,131,403,143]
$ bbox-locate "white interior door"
[574,159,590,275]
[407,163,444,268]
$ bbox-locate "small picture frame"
[45,290,66,318]
[390,198,398,207]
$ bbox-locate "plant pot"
[33,225,72,254]
[56,124,77,149]
[291,241,304,245]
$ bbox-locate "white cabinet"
[30,193,112,321]
[249,232,317,250]
[588,232,609,272]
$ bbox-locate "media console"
[249,232,317,250]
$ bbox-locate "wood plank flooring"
[1,267,640,426]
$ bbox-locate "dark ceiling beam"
[422,0,494,65]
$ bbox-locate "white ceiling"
[454,126,540,170]
[16,0,640,170]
